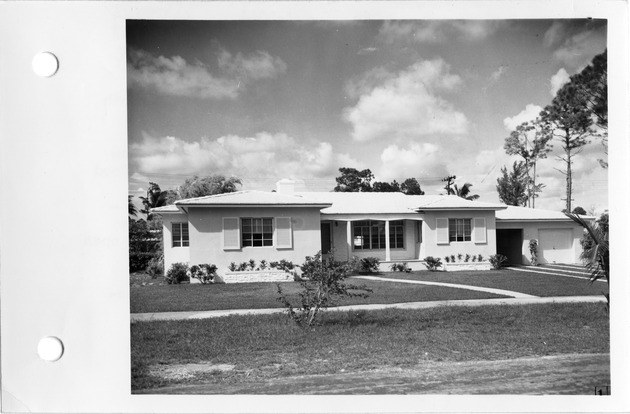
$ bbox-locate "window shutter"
[473,217,487,244]
[222,217,240,250]
[275,217,293,249]
[436,218,449,244]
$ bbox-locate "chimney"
[276,178,296,194]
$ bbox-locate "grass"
[381,269,609,297]
[130,277,508,313]
[130,268,608,314]
[130,302,609,391]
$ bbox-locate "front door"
[320,222,332,254]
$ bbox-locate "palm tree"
[140,182,169,220]
[128,195,138,217]
[567,213,609,305]
[453,183,480,201]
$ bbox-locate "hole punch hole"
[32,52,59,77]
[37,336,64,362]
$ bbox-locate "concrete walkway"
[130,295,606,323]
[507,265,607,282]
[353,275,537,298]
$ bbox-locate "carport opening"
[496,229,524,265]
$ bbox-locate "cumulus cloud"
[378,143,448,182]
[549,68,570,96]
[378,20,504,44]
[343,59,468,142]
[503,104,544,131]
[129,132,360,180]
[127,46,286,99]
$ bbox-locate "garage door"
[538,229,574,264]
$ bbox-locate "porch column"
[385,220,391,262]
[346,221,352,261]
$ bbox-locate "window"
[448,218,471,242]
[353,220,404,250]
[242,218,273,247]
[172,222,189,247]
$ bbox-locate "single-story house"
[151,179,587,275]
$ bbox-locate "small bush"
[248,259,256,271]
[165,262,190,284]
[278,251,371,327]
[457,253,463,261]
[390,262,411,272]
[228,262,237,272]
[146,255,164,279]
[464,254,471,262]
[423,256,443,271]
[187,263,218,284]
[529,239,539,266]
[450,255,456,263]
[478,254,483,262]
[472,255,477,262]
[489,254,508,270]
[270,259,295,272]
[444,256,451,263]
[259,260,268,270]
[359,257,380,274]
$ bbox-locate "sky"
[127,19,608,213]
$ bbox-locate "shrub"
[146,255,164,279]
[389,262,411,272]
[278,251,371,327]
[489,254,508,270]
[359,257,380,274]
[529,239,539,266]
[457,253,463,261]
[270,259,295,272]
[129,252,156,273]
[228,262,237,272]
[187,263,218,284]
[477,254,483,262]
[165,262,190,284]
[464,254,471,262]
[450,255,456,263]
[444,256,451,263]
[248,259,256,271]
[237,262,248,272]
[423,256,443,271]
[472,255,477,262]
[259,259,268,270]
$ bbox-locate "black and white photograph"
[127,18,612,395]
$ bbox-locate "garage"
[538,228,575,264]
[496,229,524,265]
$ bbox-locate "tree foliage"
[504,118,552,207]
[567,212,609,305]
[372,180,400,192]
[171,175,242,202]
[496,161,529,206]
[454,183,479,201]
[334,168,374,192]
[128,195,138,216]
[541,78,593,213]
[401,178,425,195]
[139,182,169,220]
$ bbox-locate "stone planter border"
[443,261,492,272]
[223,270,294,284]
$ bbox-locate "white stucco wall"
[496,220,584,264]
[422,210,497,261]
[160,212,191,270]
[186,206,322,274]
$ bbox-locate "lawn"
[379,269,609,297]
[130,302,609,392]
[130,276,508,313]
[130,268,607,314]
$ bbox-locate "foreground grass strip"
[130,279,507,313]
[130,302,609,392]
